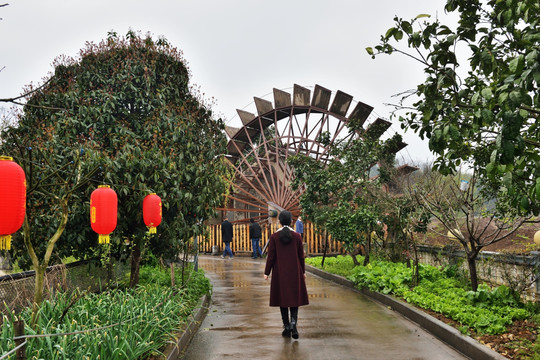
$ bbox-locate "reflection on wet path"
[182,256,467,360]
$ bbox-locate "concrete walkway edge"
[163,293,211,360]
[306,264,507,360]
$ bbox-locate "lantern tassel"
[99,234,110,244]
[148,226,157,234]
[0,235,11,251]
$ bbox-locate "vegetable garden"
[307,255,540,359]
[0,263,210,359]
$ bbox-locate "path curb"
[306,264,507,360]
[163,293,211,360]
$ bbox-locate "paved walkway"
[183,256,469,360]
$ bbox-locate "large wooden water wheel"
[219,84,408,223]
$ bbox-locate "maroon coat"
[264,228,309,307]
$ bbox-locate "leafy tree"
[2,79,101,325]
[376,176,430,285]
[367,0,540,215]
[2,31,229,289]
[289,122,401,266]
[0,135,98,325]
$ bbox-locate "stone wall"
[417,245,539,300]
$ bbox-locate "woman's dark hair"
[278,211,293,245]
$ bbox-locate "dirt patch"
[417,219,539,253]
[477,320,539,359]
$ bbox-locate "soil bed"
[421,308,538,359]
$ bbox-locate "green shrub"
[306,255,361,277]
[308,255,530,335]
[349,261,412,296]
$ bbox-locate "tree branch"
[0,78,67,112]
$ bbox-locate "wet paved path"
[183,256,468,360]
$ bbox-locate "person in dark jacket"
[264,210,309,339]
[221,217,234,259]
[249,218,262,258]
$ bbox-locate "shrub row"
[306,255,530,335]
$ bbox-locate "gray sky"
[1,0,454,164]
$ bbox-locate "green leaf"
[480,50,492,65]
[448,125,461,141]
[501,141,515,163]
[509,90,522,104]
[486,162,495,175]
[437,26,452,36]
[533,71,540,84]
[401,21,413,34]
[385,27,396,40]
[502,171,512,186]
[366,47,374,55]
[481,88,493,99]
[508,55,524,73]
[498,92,509,104]
[415,14,431,19]
[520,196,529,211]
[481,108,493,123]
[471,92,480,105]
[525,49,538,64]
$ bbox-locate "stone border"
[163,293,211,360]
[306,264,507,360]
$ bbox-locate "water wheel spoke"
[222,84,402,224]
[228,142,274,201]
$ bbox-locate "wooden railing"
[199,222,342,256]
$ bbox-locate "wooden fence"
[199,222,342,256]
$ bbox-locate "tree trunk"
[363,236,371,266]
[107,249,113,286]
[31,265,46,326]
[321,231,329,267]
[129,241,142,288]
[363,251,370,266]
[350,252,359,266]
[181,244,189,286]
[466,253,479,292]
[412,240,419,286]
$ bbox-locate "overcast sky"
[1,0,455,165]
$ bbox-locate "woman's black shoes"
[290,321,299,339]
[282,324,291,337]
[282,322,298,339]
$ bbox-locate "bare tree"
[412,169,539,291]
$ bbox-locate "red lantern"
[143,193,162,234]
[90,185,117,244]
[0,156,26,250]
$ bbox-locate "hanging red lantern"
[90,185,117,244]
[143,193,162,234]
[0,156,26,250]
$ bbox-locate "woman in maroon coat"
[264,210,309,339]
